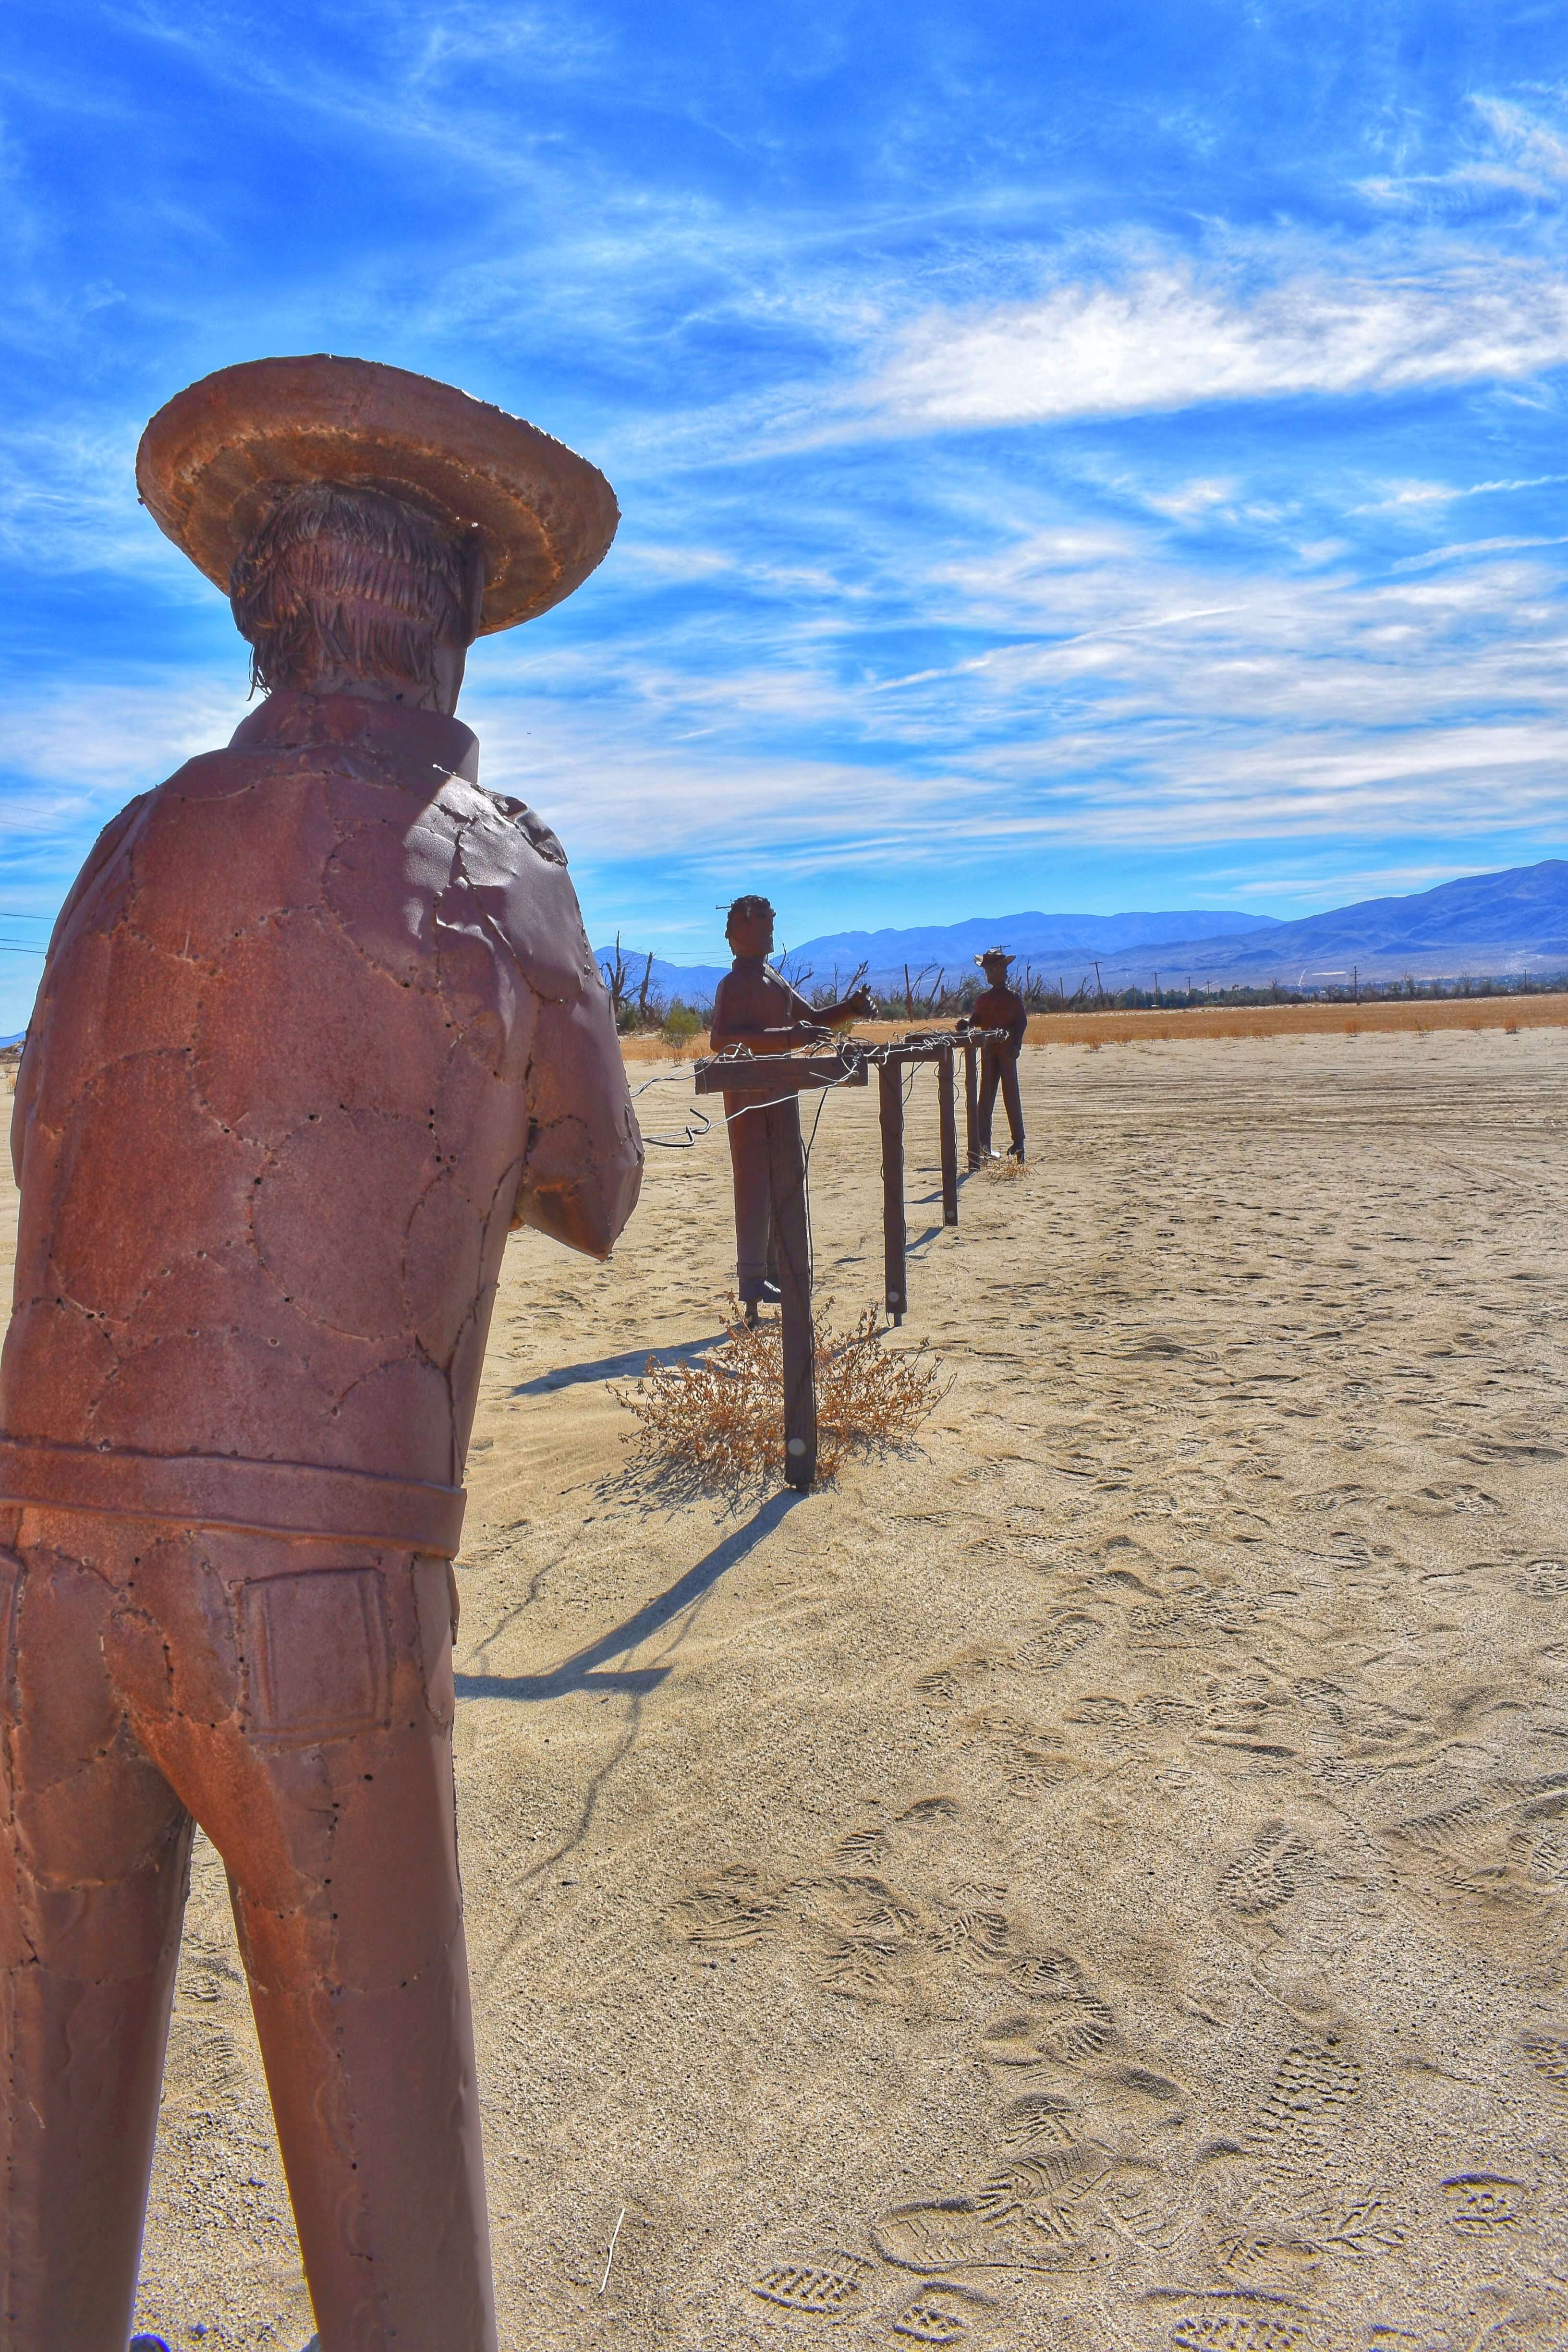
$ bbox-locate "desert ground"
[8,1025,1565,2350]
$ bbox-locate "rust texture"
[0,358,641,2352]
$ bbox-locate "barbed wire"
[628,1029,1001,1154]
[630,1046,871,1149]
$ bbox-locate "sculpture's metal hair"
[230,482,469,696]
[725,894,776,934]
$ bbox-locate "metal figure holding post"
[693,1046,867,1486]
[708,896,873,1323]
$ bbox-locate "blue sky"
[2,1,1568,1021]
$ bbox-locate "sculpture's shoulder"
[713,960,790,1030]
[472,786,570,870]
[42,789,155,963]
[437,778,603,1008]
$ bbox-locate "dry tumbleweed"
[616,1301,948,1486]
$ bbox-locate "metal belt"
[0,1436,467,1558]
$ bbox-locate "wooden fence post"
[878,1057,907,1325]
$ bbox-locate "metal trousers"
[977,1044,1025,1154]
[0,1507,496,2352]
[724,1095,780,1299]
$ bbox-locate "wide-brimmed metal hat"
[974,946,1015,969]
[136,354,619,635]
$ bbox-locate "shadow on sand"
[510,1333,728,1397]
[453,1489,799,1704]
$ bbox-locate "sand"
[5,1027,1566,2350]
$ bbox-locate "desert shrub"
[616,1302,948,1487]
[660,1000,701,1045]
[983,1154,1027,1182]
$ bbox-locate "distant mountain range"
[596,860,1568,1002]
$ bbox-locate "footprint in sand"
[749,2247,875,2317]
[973,1940,1117,2065]
[1520,2027,1568,2102]
[1379,1777,1568,1961]
[914,1612,1104,1708]
[1216,1821,1314,1922]
[1141,2284,1321,2351]
[1440,2171,1531,2238]
[1231,2040,1369,2228]
[959,1708,1081,1797]
[885,2279,1002,2345]
[874,2137,1188,2285]
[872,2172,1114,2278]
[666,1862,779,1952]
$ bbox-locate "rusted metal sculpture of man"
[0,356,642,2352]
[972,946,1028,1160]
[709,897,871,1321]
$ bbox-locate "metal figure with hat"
[0,356,643,2352]
[970,947,1028,1160]
[709,896,872,1321]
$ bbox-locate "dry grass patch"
[621,1029,709,1062]
[612,995,1568,1075]
[1023,992,1568,1047]
[615,1302,948,1487]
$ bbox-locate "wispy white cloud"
[0,678,247,837]
[837,261,1568,436]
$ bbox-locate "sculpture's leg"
[963,1041,980,1169]
[234,1870,493,2352]
[977,1045,1000,1156]
[85,1529,495,2352]
[1000,1055,1025,1157]
[130,1548,497,2352]
[725,1093,773,1306]
[0,1532,193,2352]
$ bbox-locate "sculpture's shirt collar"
[229,690,481,784]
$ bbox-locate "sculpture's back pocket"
[240,1568,390,1744]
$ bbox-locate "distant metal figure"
[971,947,1027,1159]
[709,897,872,1318]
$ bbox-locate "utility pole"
[1094,960,1103,1006]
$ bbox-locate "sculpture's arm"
[708,971,830,1055]
[814,985,875,1030]
[11,795,147,1189]
[512,979,644,1261]
[708,1007,826,1052]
